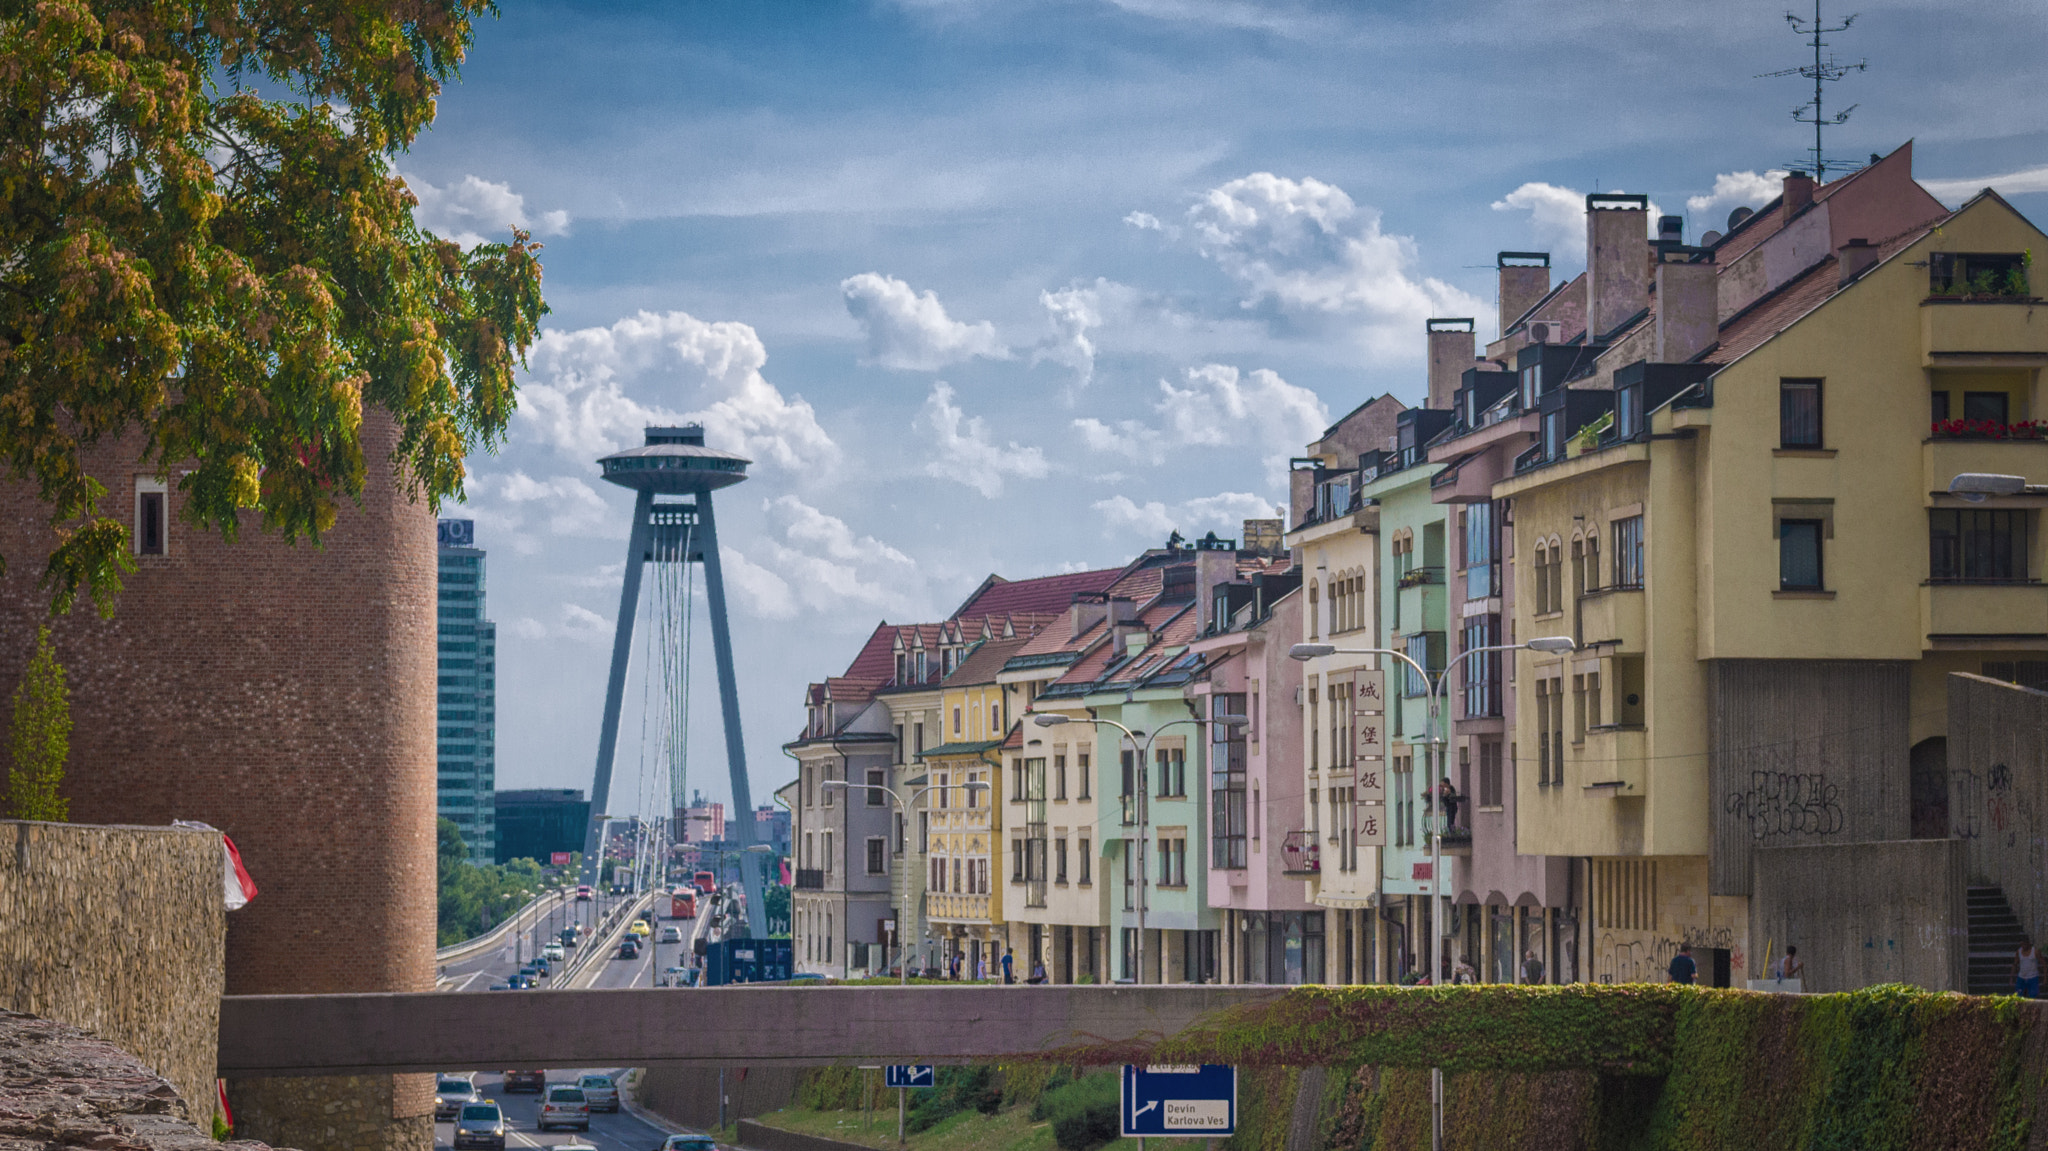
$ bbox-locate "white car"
[659,926,682,944]
[539,1085,590,1132]
[544,943,565,961]
[577,1074,620,1113]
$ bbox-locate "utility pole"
[1756,0,1866,181]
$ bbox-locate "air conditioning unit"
[1526,320,1565,344]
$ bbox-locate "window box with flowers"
[1931,419,2048,441]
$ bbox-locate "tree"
[6,626,71,820]
[2,0,548,615]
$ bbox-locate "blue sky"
[401,0,2048,819]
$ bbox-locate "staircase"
[1967,885,2031,995]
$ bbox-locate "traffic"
[432,1070,730,1151]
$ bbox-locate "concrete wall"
[637,1065,801,1131]
[0,821,225,1119]
[1750,837,1967,992]
[1949,673,2048,943]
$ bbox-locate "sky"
[400,0,2048,822]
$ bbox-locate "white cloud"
[405,171,570,249]
[1093,491,1282,541]
[766,495,914,567]
[914,382,1050,498]
[473,471,614,541]
[1072,416,1166,465]
[1178,173,1482,356]
[517,310,836,471]
[1034,282,1107,388]
[1493,183,1667,263]
[1123,210,1178,239]
[503,602,614,645]
[1076,363,1326,483]
[1922,164,2048,204]
[1686,170,1789,219]
[723,498,933,621]
[841,273,1009,370]
[718,544,799,620]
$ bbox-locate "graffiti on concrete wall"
[1952,762,2013,843]
[1724,771,1844,841]
[1595,927,1743,985]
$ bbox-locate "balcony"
[1422,814,1471,857]
[1280,830,1321,876]
[1576,587,1646,651]
[1923,582,2048,644]
[1924,435,2046,501]
[793,868,824,890]
[1397,577,1446,634]
[925,892,990,922]
[1579,725,1647,793]
[1921,298,2048,367]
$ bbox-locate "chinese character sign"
[1356,805,1387,846]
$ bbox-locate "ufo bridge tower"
[586,425,765,937]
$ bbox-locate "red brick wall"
[0,411,436,1002]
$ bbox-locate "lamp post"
[824,779,990,985]
[1292,635,1573,1151]
[1031,711,1247,985]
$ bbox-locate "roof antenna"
[1756,0,1866,182]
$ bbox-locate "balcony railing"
[793,868,824,890]
[1280,830,1321,876]
[1397,566,1444,589]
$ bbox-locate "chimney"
[1653,250,1716,364]
[1241,518,1282,555]
[1496,252,1551,334]
[1657,215,1684,245]
[1425,318,1475,410]
[1068,594,1108,640]
[1783,170,1815,217]
[1585,193,1652,342]
[1837,237,1879,286]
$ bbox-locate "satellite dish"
[1700,230,1723,247]
[1727,206,1754,231]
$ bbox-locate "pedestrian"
[1001,948,1015,984]
[1435,778,1462,829]
[1668,943,1698,986]
[1030,960,1047,985]
[974,955,985,981]
[1521,950,1544,984]
[1771,946,1803,982]
[2015,943,2041,999]
[1453,955,1477,985]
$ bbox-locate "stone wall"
[224,1076,431,1151]
[636,1064,801,1131]
[1749,837,1967,992]
[1948,672,2048,943]
[0,821,225,1119]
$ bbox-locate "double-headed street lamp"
[1031,711,1247,985]
[1292,634,1572,1151]
[824,777,990,985]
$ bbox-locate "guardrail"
[559,892,655,989]
[436,891,566,966]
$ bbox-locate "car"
[658,1134,722,1151]
[487,982,512,992]
[503,1070,547,1093]
[434,1076,477,1121]
[628,921,651,939]
[560,928,580,948]
[453,1102,505,1151]
[659,926,682,944]
[532,958,552,976]
[517,965,541,982]
[576,1074,620,1113]
[544,943,565,961]
[576,885,593,901]
[505,975,531,990]
[618,939,641,960]
[660,966,689,987]
[539,1085,591,1132]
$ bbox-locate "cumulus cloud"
[1921,164,2048,204]
[1123,210,1178,239]
[504,602,614,645]
[405,171,570,249]
[1034,279,1139,390]
[723,497,930,622]
[1493,183,1667,263]
[1075,363,1328,480]
[915,383,1050,498]
[478,472,614,538]
[841,273,1009,370]
[1686,170,1789,219]
[517,310,836,471]
[718,545,798,620]
[1094,491,1283,541]
[1173,173,1482,356]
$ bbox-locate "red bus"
[671,892,697,919]
[692,870,716,894]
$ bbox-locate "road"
[440,893,653,993]
[434,1069,684,1151]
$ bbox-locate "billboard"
[550,851,572,866]
[437,519,475,547]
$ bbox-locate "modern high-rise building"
[437,519,497,863]
[495,788,590,866]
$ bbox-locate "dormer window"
[915,651,928,681]
[1615,383,1642,440]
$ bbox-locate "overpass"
[217,986,1283,1077]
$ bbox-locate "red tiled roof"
[951,567,1125,619]
[1052,636,1121,687]
[1106,563,1165,604]
[1014,615,1103,658]
[1707,223,1936,366]
[943,635,1034,686]
[841,623,905,684]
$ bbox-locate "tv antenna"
[1755,0,1866,182]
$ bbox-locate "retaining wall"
[0,820,225,1118]
[1949,673,2048,943]
[1750,836,1968,992]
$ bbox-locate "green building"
[437,519,497,863]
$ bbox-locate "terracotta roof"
[1050,635,1121,689]
[998,722,1025,751]
[1106,563,1166,604]
[943,635,1034,686]
[840,623,903,684]
[951,567,1125,619]
[1707,223,1936,366]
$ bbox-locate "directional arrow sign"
[886,1065,935,1089]
[1122,1064,1235,1137]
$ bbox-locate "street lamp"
[823,778,990,985]
[1031,710,1248,985]
[1292,635,1571,1151]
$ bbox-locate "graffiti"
[1681,925,1734,951]
[1724,771,1844,841]
[1597,928,1741,984]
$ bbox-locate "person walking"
[2015,942,2041,998]
[1001,948,1015,985]
[1521,950,1544,985]
[1668,943,1698,986]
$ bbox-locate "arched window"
[1585,532,1600,593]
[1571,536,1586,601]
[1308,580,1321,640]
[1534,542,1551,613]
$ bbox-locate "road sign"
[1122,1065,1235,1137]
[886,1065,935,1089]
[551,851,572,866]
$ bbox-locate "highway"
[439,892,660,994]
[434,1069,687,1151]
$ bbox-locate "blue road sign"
[1122,1065,1236,1137]
[886,1065,935,1089]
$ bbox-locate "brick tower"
[0,413,437,1151]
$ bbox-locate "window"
[1012,840,1025,881]
[1055,837,1068,883]
[1012,757,1027,799]
[919,811,929,853]
[913,722,925,757]
[936,771,949,809]
[966,770,981,808]
[1584,533,1600,593]
[1930,251,2030,297]
[1122,848,1135,910]
[895,812,905,853]
[822,831,834,874]
[1211,693,1248,869]
[1572,674,1587,743]
[1156,746,1185,797]
[1078,752,1091,799]
[1543,409,1566,459]
[1520,362,1540,410]
[1571,537,1585,602]
[1612,516,1644,588]
[1478,742,1502,808]
[894,724,905,763]
[1932,390,1951,423]
[1965,391,2011,424]
[1615,381,1643,439]
[866,769,885,805]
[135,479,167,556]
[866,837,886,875]
[1461,615,1500,718]
[1550,682,1565,782]
[1158,835,1186,886]
[1054,754,1067,800]
[1533,542,1551,613]
[952,707,962,736]
[1079,835,1091,884]
[1779,519,1824,589]
[1931,509,2032,582]
[1465,502,1497,599]
[1780,378,1822,448]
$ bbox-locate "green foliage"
[211,1110,231,1141]
[6,626,70,821]
[1034,1071,1119,1151]
[905,1066,1001,1133]
[0,0,549,616]
[795,1066,869,1112]
[435,817,549,945]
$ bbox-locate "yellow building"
[922,633,1032,978]
[1496,149,2048,985]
